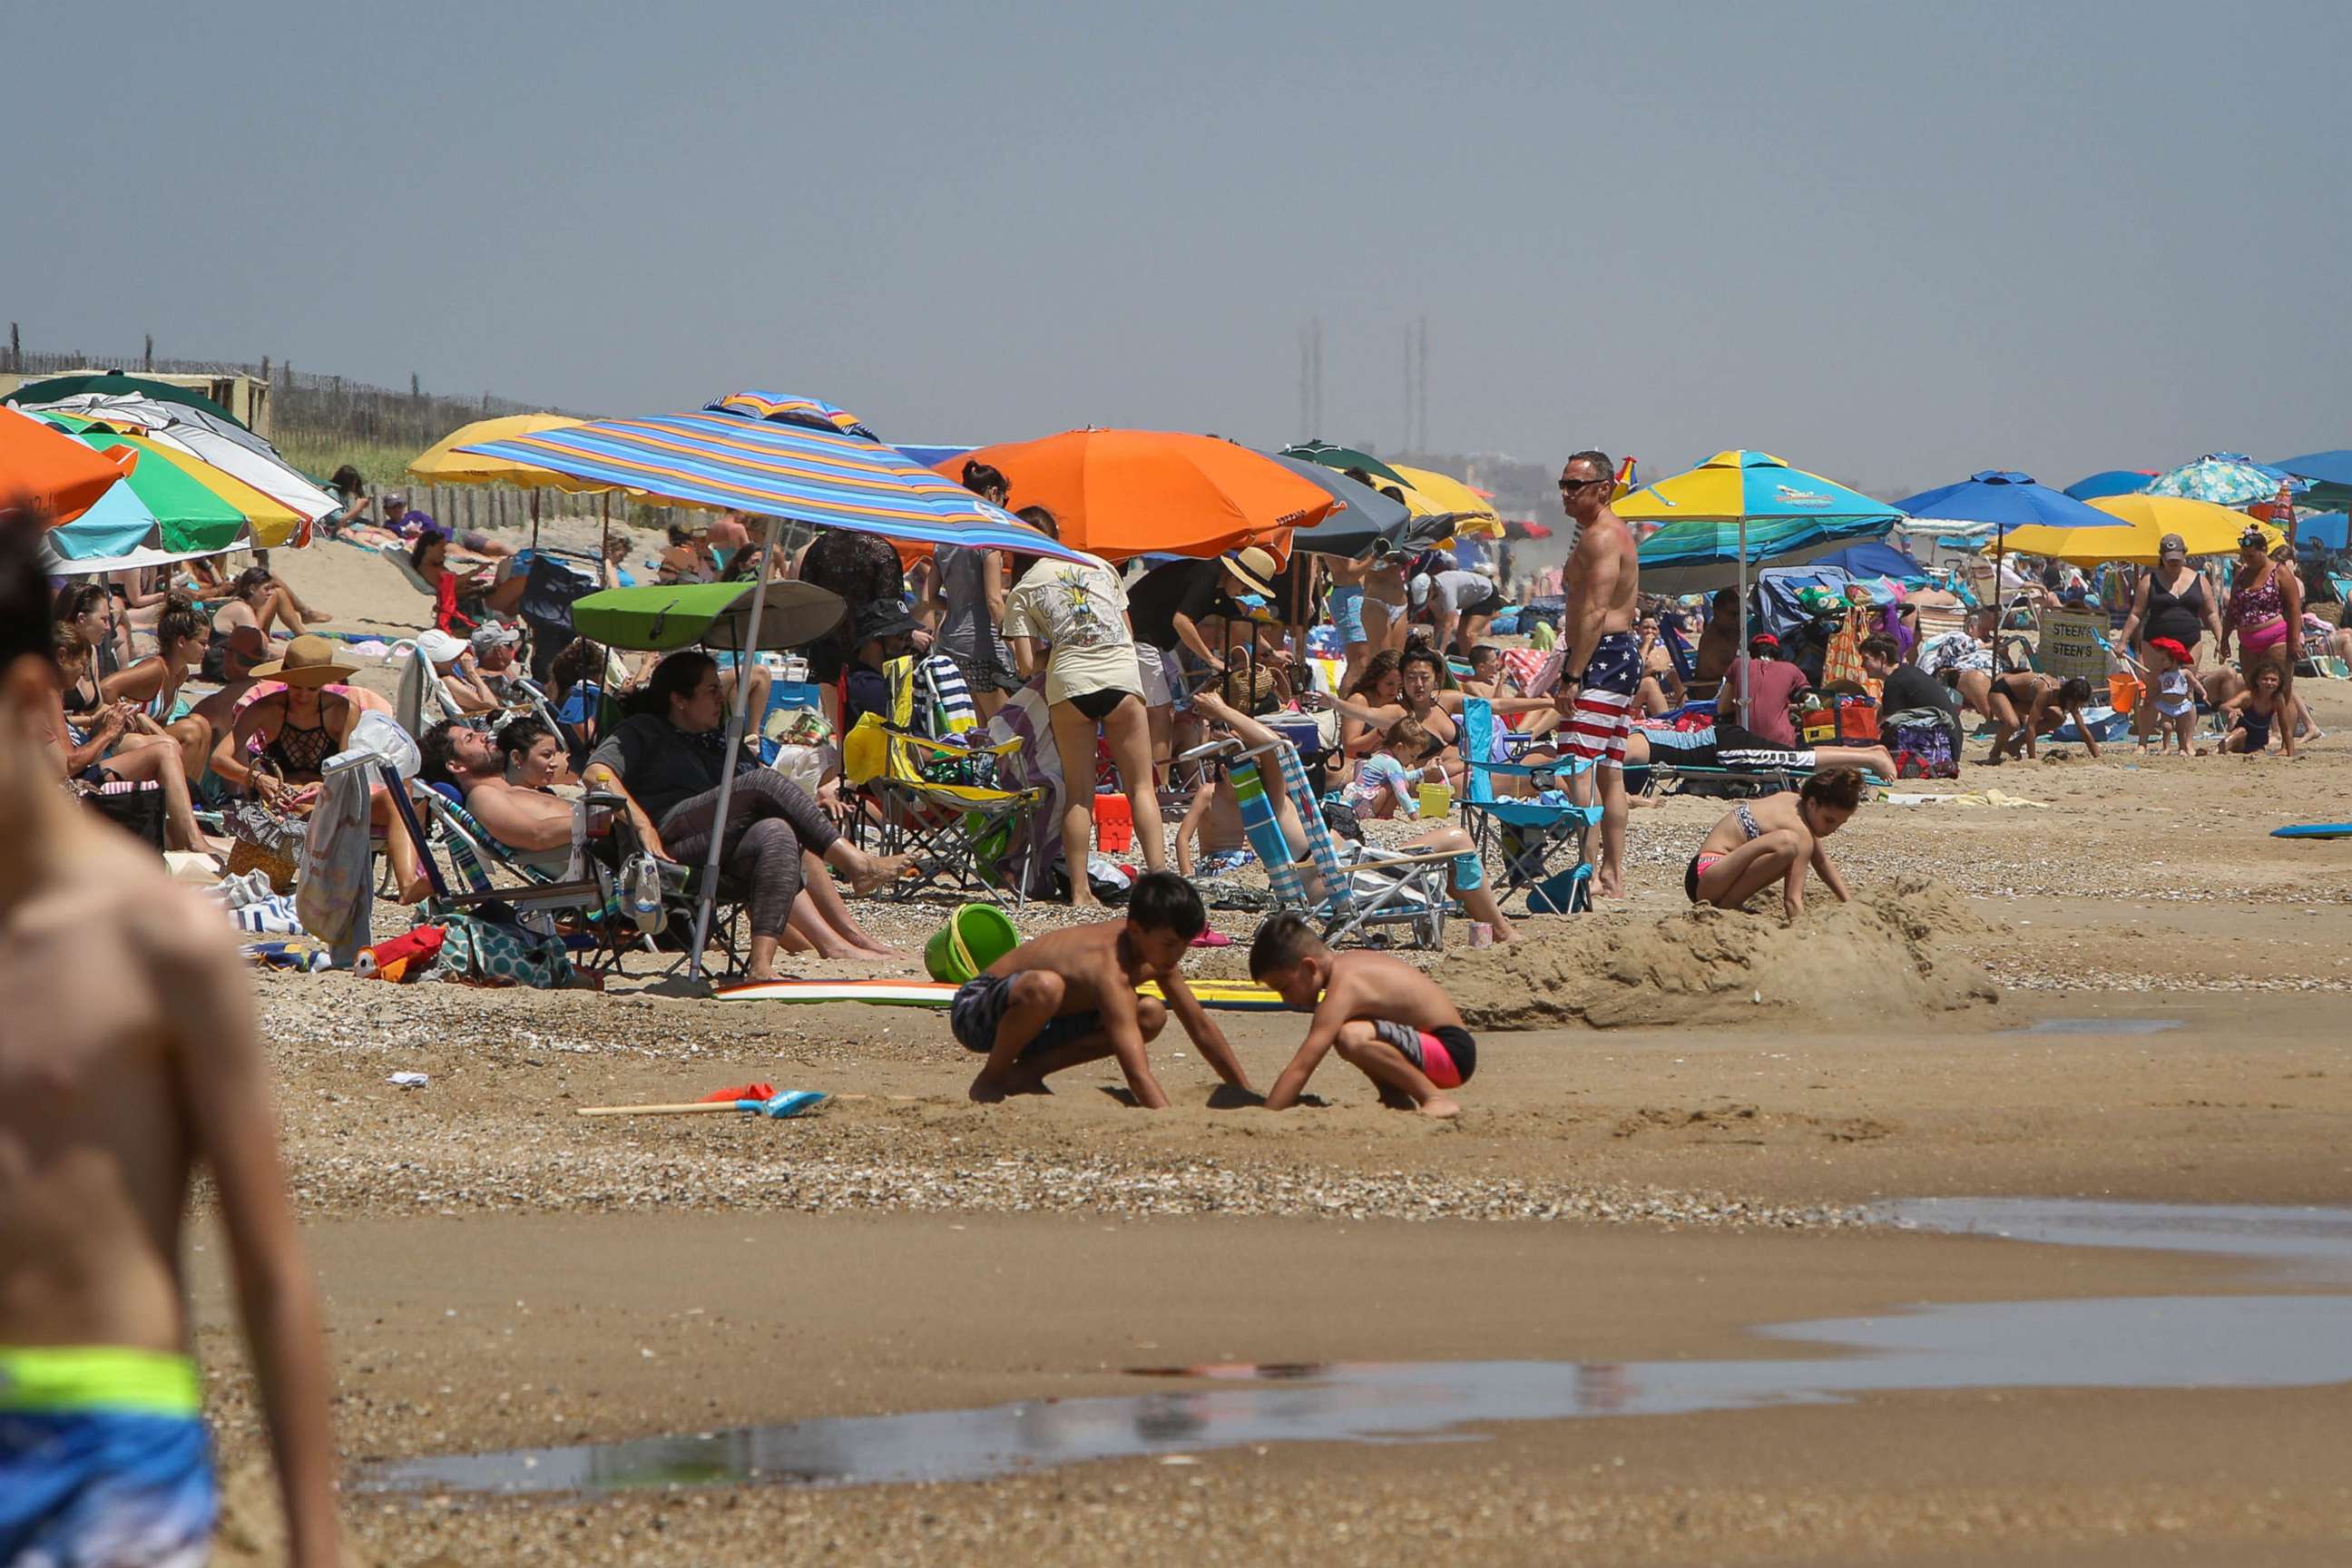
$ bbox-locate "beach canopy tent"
[2274,451,2352,513]
[2063,470,2155,502]
[1999,495,2279,567]
[0,405,132,524]
[2145,453,2307,509]
[6,372,246,429]
[19,393,340,524]
[937,429,1336,562]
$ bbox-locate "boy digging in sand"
[953,871,1256,1108]
[1249,912,1477,1119]
[0,514,340,1564]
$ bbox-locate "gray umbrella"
[1256,451,1415,559]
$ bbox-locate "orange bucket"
[2107,673,2142,713]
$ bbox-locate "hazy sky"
[6,1,2345,495]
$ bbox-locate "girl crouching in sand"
[1684,768,1863,920]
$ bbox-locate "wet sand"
[179,546,2352,1563]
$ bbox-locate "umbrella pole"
[686,528,779,983]
[531,487,543,556]
[599,493,612,579]
[1736,515,1749,715]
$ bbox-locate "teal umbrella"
[2145,454,2307,509]
[1282,442,1407,487]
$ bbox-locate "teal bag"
[430,913,576,989]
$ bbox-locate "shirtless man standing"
[1557,449,1641,897]
[0,516,340,1563]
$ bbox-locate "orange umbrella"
[936,430,1336,562]
[1,406,135,524]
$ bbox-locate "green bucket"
[925,903,1021,984]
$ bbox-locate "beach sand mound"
[1448,877,1996,1030]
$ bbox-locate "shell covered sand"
[1447,878,1998,1030]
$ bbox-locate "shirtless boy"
[0,516,340,1564]
[1558,448,1640,896]
[1249,911,1477,1119]
[952,871,1255,1108]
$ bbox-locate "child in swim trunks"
[1248,911,1478,1119]
[951,871,1255,1108]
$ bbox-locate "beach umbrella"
[6,372,246,429]
[1256,451,1413,559]
[0,405,134,524]
[1389,464,1504,537]
[466,393,1077,982]
[2063,469,2156,502]
[1504,519,1555,541]
[2290,511,2347,552]
[1999,495,2278,567]
[1895,471,2129,602]
[2144,453,2307,509]
[941,430,1337,562]
[703,390,878,439]
[568,580,844,653]
[37,418,308,548]
[2273,451,2352,513]
[46,429,250,558]
[1281,442,1407,487]
[410,414,598,489]
[31,393,340,524]
[1622,450,1904,706]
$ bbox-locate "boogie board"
[716,977,1291,1012]
[2270,823,2352,839]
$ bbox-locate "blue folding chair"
[1457,698,1599,915]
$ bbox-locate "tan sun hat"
[250,633,358,687]
[1219,545,1280,600]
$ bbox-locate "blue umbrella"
[1896,470,2125,534]
[2064,470,2155,502]
[1808,541,1931,584]
[2274,452,2352,513]
[2293,512,2347,552]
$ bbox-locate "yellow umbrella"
[408,413,615,490]
[1996,495,2278,568]
[1390,463,1504,537]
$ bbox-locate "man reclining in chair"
[1183,686,1524,943]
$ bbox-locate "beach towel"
[297,760,374,959]
[980,681,1067,898]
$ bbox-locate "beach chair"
[380,764,614,929]
[846,655,1045,909]
[1456,698,1599,915]
[1216,731,1457,948]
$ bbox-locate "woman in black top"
[2118,534,2225,661]
[794,528,908,684]
[583,652,908,976]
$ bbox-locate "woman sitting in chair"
[229,636,430,902]
[410,531,527,633]
[582,651,909,976]
[50,623,218,858]
[98,595,216,788]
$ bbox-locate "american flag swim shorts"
[1563,630,1642,769]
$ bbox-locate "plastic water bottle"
[622,853,664,934]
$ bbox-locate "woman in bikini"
[209,566,315,651]
[230,636,429,901]
[410,531,527,634]
[1000,508,1166,908]
[1315,644,1556,786]
[2222,527,2300,760]
[1335,651,1405,758]
[1985,671,2102,762]
[97,595,214,785]
[1685,768,1863,920]
[50,623,217,857]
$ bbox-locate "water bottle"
[622,853,665,934]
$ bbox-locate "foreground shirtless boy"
[0,515,339,1563]
[952,871,1256,1109]
[1249,911,1477,1118]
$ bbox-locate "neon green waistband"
[0,1346,201,1418]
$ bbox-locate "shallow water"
[358,1200,2352,1497]
[2004,1017,2186,1036]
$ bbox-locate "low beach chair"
[380,765,614,934]
[1457,698,1598,915]
[1218,732,1456,949]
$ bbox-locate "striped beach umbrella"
[23,392,340,524]
[462,403,1081,560]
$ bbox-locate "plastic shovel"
[576,1090,829,1121]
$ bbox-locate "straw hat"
[1220,546,1279,600]
[250,633,357,687]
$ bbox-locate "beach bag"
[1819,611,1867,690]
[1886,712,1958,779]
[1835,695,1879,741]
[429,912,575,989]
[224,798,308,893]
[74,778,167,852]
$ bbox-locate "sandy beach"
[185,539,2352,1565]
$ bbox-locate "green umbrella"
[568,581,844,653]
[8,372,247,429]
[70,430,251,554]
[1282,442,1407,487]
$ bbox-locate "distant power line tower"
[1401,316,1431,455]
[1297,318,1325,442]
[1417,314,1429,456]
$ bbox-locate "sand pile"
[1450,877,1997,1030]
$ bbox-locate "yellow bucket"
[1416,781,1453,818]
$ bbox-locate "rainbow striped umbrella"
[461,397,1081,559]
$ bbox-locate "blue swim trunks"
[950,973,1102,1059]
[1,1347,214,1567]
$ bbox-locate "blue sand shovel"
[576,1090,829,1121]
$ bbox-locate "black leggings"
[658,769,841,939]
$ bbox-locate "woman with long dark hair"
[583,651,907,975]
[927,460,1021,716]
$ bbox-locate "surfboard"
[716,977,1291,1012]
[2270,823,2352,839]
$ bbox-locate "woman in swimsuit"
[1685,768,1863,919]
[1985,672,2101,762]
[230,636,430,901]
[999,508,1165,908]
[49,624,217,857]
[97,596,214,785]
[410,532,527,634]
[1336,652,1405,758]
[1318,645,1556,786]
[210,566,314,648]
[2223,528,2300,734]
[1357,538,1410,658]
